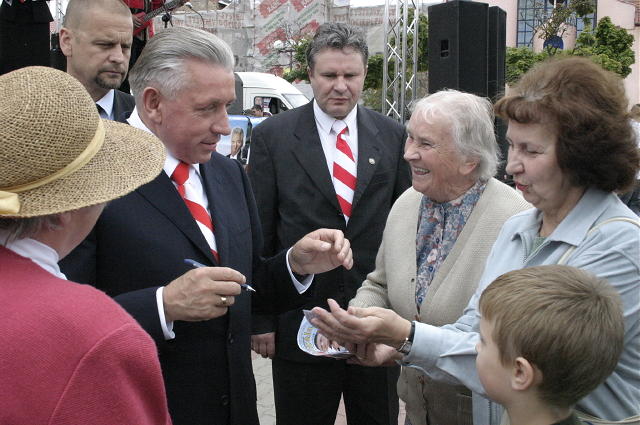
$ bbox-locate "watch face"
[398,340,412,355]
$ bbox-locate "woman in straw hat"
[0,67,172,424]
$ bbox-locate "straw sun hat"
[0,66,165,218]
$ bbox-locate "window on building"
[516,0,596,48]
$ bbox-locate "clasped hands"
[309,299,413,367]
[163,229,353,323]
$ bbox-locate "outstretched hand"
[345,342,400,367]
[288,229,353,275]
[310,299,411,348]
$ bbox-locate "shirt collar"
[162,148,202,179]
[421,180,485,211]
[96,89,115,120]
[512,187,614,246]
[313,100,358,137]
[126,106,149,132]
[0,230,66,279]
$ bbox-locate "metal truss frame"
[382,0,420,123]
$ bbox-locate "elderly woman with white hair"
[347,89,529,425]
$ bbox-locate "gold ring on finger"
[220,296,228,306]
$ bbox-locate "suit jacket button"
[228,333,234,344]
[221,394,229,406]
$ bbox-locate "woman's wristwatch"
[396,321,416,355]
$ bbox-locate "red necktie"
[171,162,219,263]
[332,124,356,220]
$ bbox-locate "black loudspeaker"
[427,1,488,97]
[487,6,506,102]
[487,6,509,182]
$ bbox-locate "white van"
[227,72,310,116]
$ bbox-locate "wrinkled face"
[154,60,235,165]
[505,121,579,215]
[308,48,366,119]
[404,113,477,202]
[476,317,512,405]
[60,8,132,100]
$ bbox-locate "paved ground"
[253,353,406,425]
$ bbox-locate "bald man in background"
[60,0,134,122]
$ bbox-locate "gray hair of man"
[410,89,500,181]
[306,23,369,71]
[128,27,235,101]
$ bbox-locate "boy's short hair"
[478,265,624,409]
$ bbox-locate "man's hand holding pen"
[162,229,352,323]
[163,266,245,322]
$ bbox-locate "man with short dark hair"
[249,22,410,425]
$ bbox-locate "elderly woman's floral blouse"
[415,181,486,311]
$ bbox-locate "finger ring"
[220,296,228,306]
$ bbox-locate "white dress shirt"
[96,89,116,121]
[313,100,359,178]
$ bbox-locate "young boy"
[476,265,625,425]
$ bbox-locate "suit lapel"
[199,160,228,266]
[352,106,382,209]
[292,103,342,211]
[112,90,135,123]
[137,172,217,264]
[112,91,126,123]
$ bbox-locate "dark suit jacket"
[112,89,135,123]
[60,153,302,425]
[0,0,52,74]
[0,0,51,23]
[248,101,411,363]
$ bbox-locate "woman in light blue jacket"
[311,56,640,425]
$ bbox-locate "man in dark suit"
[60,27,353,425]
[0,0,52,75]
[59,0,134,122]
[248,23,411,425]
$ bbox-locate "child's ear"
[511,356,540,391]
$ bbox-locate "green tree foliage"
[505,47,546,84]
[283,37,311,83]
[573,16,635,77]
[400,9,429,73]
[364,54,383,90]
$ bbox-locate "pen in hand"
[183,258,256,292]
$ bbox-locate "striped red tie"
[332,124,356,221]
[171,162,220,263]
